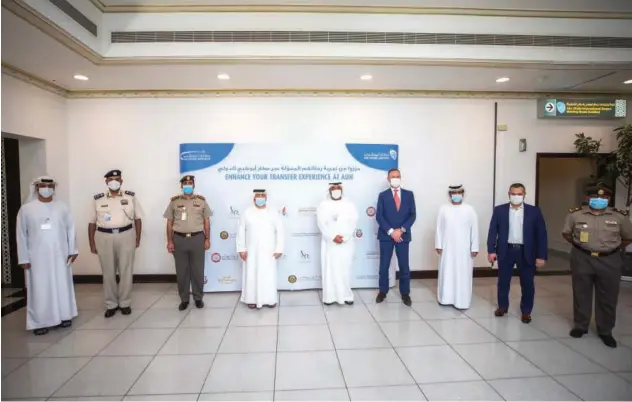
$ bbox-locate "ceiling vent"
[111,31,632,48]
[48,0,97,37]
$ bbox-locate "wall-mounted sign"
[538,99,627,119]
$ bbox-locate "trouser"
[378,240,411,296]
[570,248,622,335]
[96,229,136,310]
[173,234,206,302]
[497,245,535,314]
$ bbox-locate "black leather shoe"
[324,302,334,306]
[57,320,72,328]
[376,292,387,303]
[569,328,588,338]
[599,334,617,348]
[402,295,412,307]
[179,302,189,311]
[195,300,204,309]
[104,308,117,318]
[120,307,132,315]
[344,301,354,305]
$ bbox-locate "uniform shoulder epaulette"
[195,194,206,201]
[94,193,104,200]
[568,207,581,213]
[614,208,629,216]
[124,190,135,197]
[171,195,180,201]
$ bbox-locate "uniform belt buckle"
[112,228,120,234]
[590,252,599,257]
[185,233,191,238]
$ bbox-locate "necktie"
[394,189,401,211]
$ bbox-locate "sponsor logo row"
[216,206,377,218]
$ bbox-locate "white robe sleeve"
[435,206,445,250]
[316,202,337,242]
[470,206,480,253]
[16,207,30,265]
[274,211,285,254]
[340,204,359,243]
[64,204,79,255]
[236,211,247,253]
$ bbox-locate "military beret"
[104,170,122,178]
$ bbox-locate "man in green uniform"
[562,185,632,348]
[164,175,211,311]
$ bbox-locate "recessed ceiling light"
[496,77,510,83]
[624,79,632,84]
[217,73,230,80]
[360,74,373,81]
[73,74,89,81]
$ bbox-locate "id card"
[579,232,589,243]
[41,218,51,230]
[181,208,188,221]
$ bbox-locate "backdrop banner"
[179,143,399,292]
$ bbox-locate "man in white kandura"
[237,189,284,309]
[435,184,479,310]
[16,176,78,335]
[317,182,359,305]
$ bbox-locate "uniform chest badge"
[177,204,185,209]
[577,222,588,228]
[100,204,108,208]
[121,199,129,205]
[605,220,618,225]
[193,203,201,207]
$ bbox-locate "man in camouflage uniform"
[562,184,632,348]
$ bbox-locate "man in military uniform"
[562,185,632,348]
[89,169,144,318]
[164,175,211,310]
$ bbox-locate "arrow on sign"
[545,102,555,112]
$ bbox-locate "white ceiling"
[2,8,631,93]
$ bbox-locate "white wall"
[1,75,69,204]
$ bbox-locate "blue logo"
[345,144,399,172]
[179,143,234,173]
[556,101,567,114]
[389,149,398,160]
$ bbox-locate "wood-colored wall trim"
[1,64,69,97]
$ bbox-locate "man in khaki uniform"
[164,175,211,311]
[89,169,144,318]
[563,185,632,348]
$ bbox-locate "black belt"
[508,243,523,248]
[573,243,620,257]
[97,224,133,234]
[174,231,204,238]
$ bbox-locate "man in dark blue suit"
[487,183,548,323]
[376,168,417,306]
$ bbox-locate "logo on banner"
[300,250,310,260]
[356,274,378,280]
[366,251,379,260]
[210,252,239,263]
[298,207,317,216]
[292,232,321,237]
[219,231,229,240]
[218,276,237,285]
[355,229,363,238]
[211,253,221,263]
[366,207,376,217]
[180,150,211,162]
[204,276,208,284]
[299,274,322,283]
[288,275,297,284]
[389,149,398,160]
[280,206,288,217]
[229,206,240,217]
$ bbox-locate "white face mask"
[331,189,342,200]
[107,180,121,191]
[38,187,54,199]
[390,178,401,188]
[510,195,524,205]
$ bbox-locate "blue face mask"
[182,185,194,195]
[589,198,608,210]
[255,197,266,207]
[451,194,463,203]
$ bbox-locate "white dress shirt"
[508,204,524,244]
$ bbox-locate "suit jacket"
[487,203,548,266]
[376,188,417,242]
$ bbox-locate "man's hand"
[273,252,282,259]
[204,239,211,250]
[239,251,248,261]
[20,263,31,270]
[471,252,478,258]
[391,229,403,243]
[136,237,141,248]
[167,242,175,253]
[90,243,98,254]
[333,235,343,244]
[436,249,442,255]
[488,253,497,263]
[536,259,546,268]
[67,255,78,264]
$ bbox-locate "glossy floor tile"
[2,277,631,400]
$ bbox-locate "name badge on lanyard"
[181,207,187,221]
[41,218,51,230]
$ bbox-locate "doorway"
[535,153,615,273]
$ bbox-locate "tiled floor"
[2,277,632,401]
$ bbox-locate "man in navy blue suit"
[375,168,417,306]
[487,183,548,323]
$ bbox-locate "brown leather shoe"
[494,308,507,317]
[521,314,532,324]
